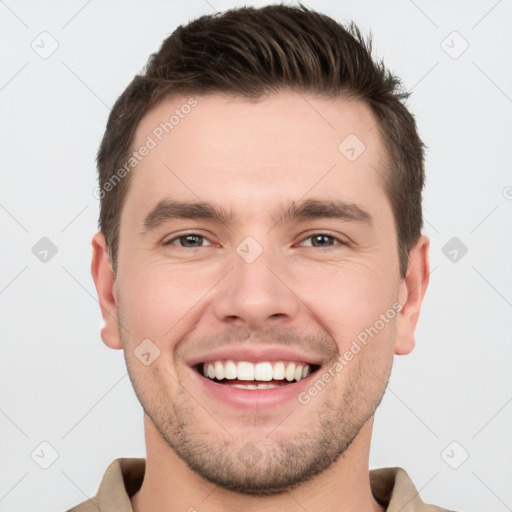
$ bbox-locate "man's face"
[102,91,417,495]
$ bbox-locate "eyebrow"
[140,198,372,233]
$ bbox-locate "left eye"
[299,233,345,248]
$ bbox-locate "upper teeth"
[202,360,311,382]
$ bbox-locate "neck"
[131,414,384,512]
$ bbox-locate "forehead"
[122,91,389,225]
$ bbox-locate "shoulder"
[65,458,146,512]
[370,466,457,511]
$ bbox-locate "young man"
[74,4,450,511]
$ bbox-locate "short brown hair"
[96,3,425,279]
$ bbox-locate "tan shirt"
[67,458,454,511]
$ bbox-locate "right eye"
[163,233,213,249]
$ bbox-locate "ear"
[91,231,122,350]
[394,234,430,356]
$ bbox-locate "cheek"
[120,261,223,342]
[291,260,397,348]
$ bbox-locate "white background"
[1,1,511,511]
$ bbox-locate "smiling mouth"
[194,360,321,389]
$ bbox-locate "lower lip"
[189,366,318,409]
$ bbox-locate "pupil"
[313,234,331,247]
[182,235,202,247]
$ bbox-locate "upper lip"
[186,345,325,367]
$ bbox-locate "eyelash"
[163,232,348,249]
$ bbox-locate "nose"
[211,241,301,331]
